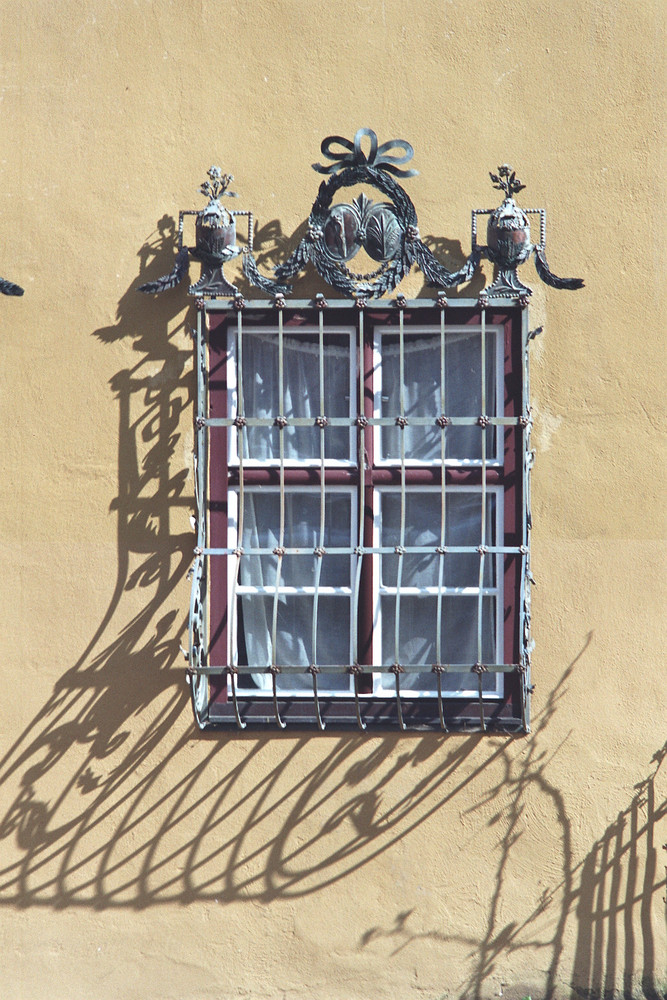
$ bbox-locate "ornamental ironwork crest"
[268,127,478,298]
[138,128,583,300]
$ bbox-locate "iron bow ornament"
[138,166,287,297]
[268,127,480,298]
[472,164,584,299]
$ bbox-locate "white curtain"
[379,490,498,693]
[237,491,352,692]
[381,330,496,462]
[234,330,499,697]
[240,333,351,461]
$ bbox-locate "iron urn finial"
[472,164,584,298]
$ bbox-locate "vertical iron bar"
[477,305,487,730]
[310,305,327,728]
[521,306,532,731]
[230,307,244,672]
[192,305,208,724]
[436,298,446,668]
[271,304,286,729]
[230,306,246,728]
[394,306,406,665]
[435,298,448,729]
[393,305,406,728]
[196,308,206,553]
[352,314,365,654]
[352,306,366,729]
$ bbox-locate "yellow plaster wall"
[0,2,664,998]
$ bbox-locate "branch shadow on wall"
[358,638,666,1000]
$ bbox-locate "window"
[189,296,531,731]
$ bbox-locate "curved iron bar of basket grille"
[228,667,246,731]
[352,670,367,732]
[391,666,406,732]
[309,667,325,732]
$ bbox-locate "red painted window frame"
[203,300,524,730]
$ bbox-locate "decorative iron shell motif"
[322,194,403,264]
[365,204,403,261]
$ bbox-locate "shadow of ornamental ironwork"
[0,527,664,1000]
[357,639,666,1000]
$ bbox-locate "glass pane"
[237,595,351,691]
[238,492,352,588]
[239,332,351,461]
[380,330,496,461]
[380,595,497,693]
[380,491,496,588]
[445,332,496,459]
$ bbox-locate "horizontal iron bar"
[226,466,504,480]
[201,297,520,312]
[204,416,519,427]
[234,586,499,596]
[190,663,520,674]
[203,546,523,556]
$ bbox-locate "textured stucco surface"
[0,1,665,998]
